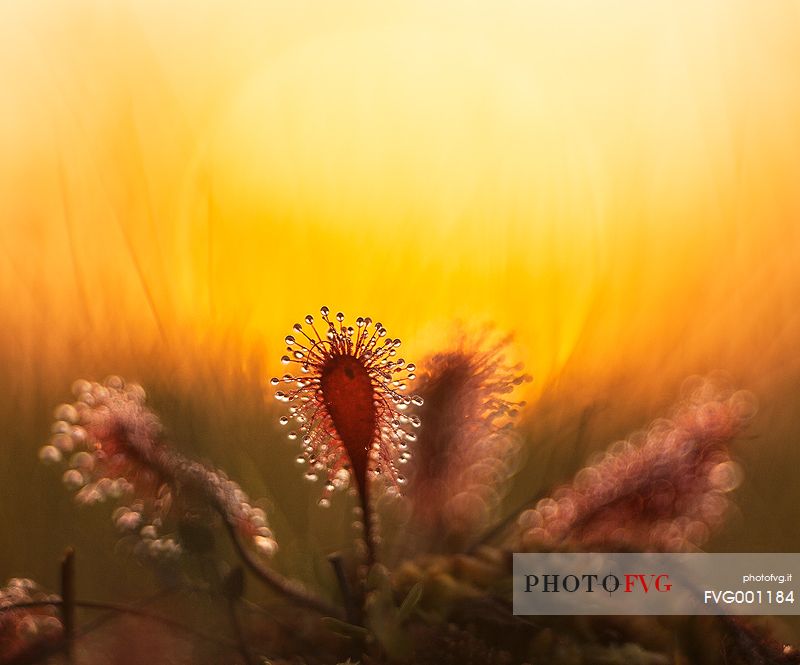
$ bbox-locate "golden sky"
[2,0,799,398]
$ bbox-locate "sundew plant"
[4,1,800,664]
[1,307,797,664]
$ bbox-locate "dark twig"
[226,597,254,665]
[327,552,361,625]
[221,566,255,665]
[59,548,75,664]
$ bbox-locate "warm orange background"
[3,0,799,391]
[1,1,799,623]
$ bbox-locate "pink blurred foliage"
[406,335,529,547]
[513,377,757,552]
[39,377,277,561]
[0,579,62,665]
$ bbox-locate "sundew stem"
[60,548,75,664]
[216,505,342,618]
[359,481,376,570]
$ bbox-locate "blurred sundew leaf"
[320,616,370,639]
[396,582,423,623]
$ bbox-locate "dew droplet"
[71,379,91,397]
[140,525,158,540]
[62,469,85,490]
[51,420,71,435]
[38,445,62,464]
[54,403,79,424]
[104,375,125,390]
[52,433,74,453]
[17,615,39,639]
[255,535,278,556]
[70,426,87,445]
[116,510,141,532]
[70,451,94,471]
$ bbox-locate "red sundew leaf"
[271,306,422,504]
[319,354,377,494]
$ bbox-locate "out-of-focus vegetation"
[2,0,800,659]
